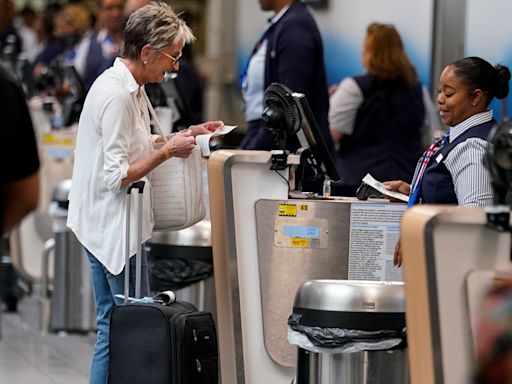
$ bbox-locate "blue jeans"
[86,247,149,384]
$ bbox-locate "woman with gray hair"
[66,2,223,382]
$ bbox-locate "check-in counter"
[401,205,511,384]
[208,150,406,384]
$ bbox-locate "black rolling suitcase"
[108,181,218,384]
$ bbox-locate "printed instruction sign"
[348,203,407,282]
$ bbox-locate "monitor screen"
[160,73,194,130]
[61,65,86,99]
[295,93,340,182]
[15,56,36,98]
[60,65,86,126]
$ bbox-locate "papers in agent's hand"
[362,173,409,203]
[196,125,237,156]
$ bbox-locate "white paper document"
[196,125,237,156]
[348,203,407,282]
[362,173,409,203]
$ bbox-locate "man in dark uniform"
[240,0,333,153]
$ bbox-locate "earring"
[143,61,147,65]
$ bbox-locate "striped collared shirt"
[443,110,494,207]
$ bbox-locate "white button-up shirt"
[242,5,290,122]
[67,58,155,275]
[444,110,494,207]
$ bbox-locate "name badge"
[436,153,444,163]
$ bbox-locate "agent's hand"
[162,130,195,159]
[328,83,339,96]
[188,121,224,137]
[383,180,411,202]
[394,238,403,267]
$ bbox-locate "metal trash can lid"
[52,179,72,208]
[149,220,212,247]
[293,280,404,313]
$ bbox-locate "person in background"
[33,2,92,92]
[15,5,38,62]
[66,3,223,382]
[329,23,440,197]
[240,0,333,153]
[55,3,93,82]
[32,3,64,73]
[122,0,149,19]
[174,10,204,125]
[83,0,124,90]
[0,0,22,65]
[0,62,40,236]
[385,56,511,267]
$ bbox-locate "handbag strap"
[141,88,168,143]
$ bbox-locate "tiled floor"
[0,295,94,384]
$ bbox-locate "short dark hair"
[451,57,511,106]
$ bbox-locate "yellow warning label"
[277,204,297,217]
[42,133,75,146]
[291,238,309,247]
[42,133,57,144]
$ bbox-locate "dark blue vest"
[337,75,425,189]
[420,119,495,204]
[84,34,117,90]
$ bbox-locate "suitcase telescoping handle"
[125,181,145,303]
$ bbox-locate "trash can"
[0,253,26,312]
[145,220,216,317]
[47,180,94,333]
[288,280,408,384]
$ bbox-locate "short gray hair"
[121,1,195,60]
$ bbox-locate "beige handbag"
[144,92,206,231]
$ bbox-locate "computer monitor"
[61,65,86,100]
[147,62,202,133]
[262,83,340,187]
[60,65,86,126]
[15,55,36,98]
[160,71,196,131]
[294,92,340,182]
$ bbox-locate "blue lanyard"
[407,187,421,208]
[407,129,451,207]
